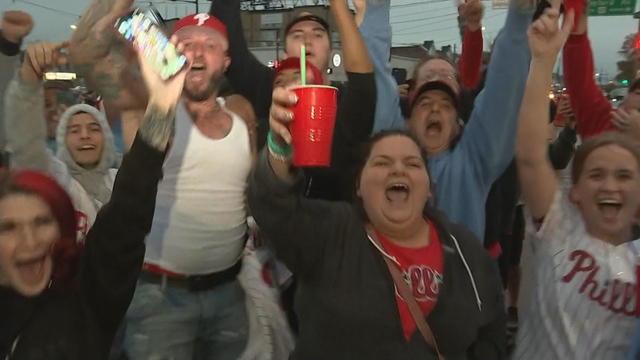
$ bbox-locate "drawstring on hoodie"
[367,232,483,312]
[450,234,483,312]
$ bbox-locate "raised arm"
[358,0,405,132]
[80,39,186,333]
[456,1,532,189]
[516,0,573,219]
[562,9,613,139]
[548,125,577,170]
[4,41,68,173]
[330,0,376,144]
[0,11,33,154]
[458,0,484,90]
[209,0,275,123]
[0,11,32,56]
[69,0,148,112]
[331,0,372,74]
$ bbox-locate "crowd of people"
[1,0,640,358]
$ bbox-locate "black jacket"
[248,151,506,360]
[209,0,377,203]
[0,31,21,57]
[0,135,165,360]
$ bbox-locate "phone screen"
[115,8,187,80]
[392,68,407,85]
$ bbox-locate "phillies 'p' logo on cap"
[173,13,228,39]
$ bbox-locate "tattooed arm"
[69,0,148,111]
[134,34,187,151]
[138,105,175,151]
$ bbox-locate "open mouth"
[426,121,442,135]
[188,64,206,74]
[190,63,205,70]
[78,144,96,151]
[15,255,47,284]
[597,198,622,219]
[385,183,410,202]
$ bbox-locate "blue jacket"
[627,322,640,359]
[360,1,532,239]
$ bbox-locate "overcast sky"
[1,0,637,80]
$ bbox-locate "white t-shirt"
[514,190,639,360]
[144,99,252,275]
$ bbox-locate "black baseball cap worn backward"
[284,12,330,37]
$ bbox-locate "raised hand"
[69,0,133,66]
[1,11,34,43]
[269,87,297,145]
[69,0,148,111]
[20,41,69,84]
[398,83,410,100]
[136,35,187,111]
[135,36,187,151]
[459,0,484,32]
[351,0,366,27]
[527,0,574,63]
[612,108,640,140]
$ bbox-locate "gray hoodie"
[56,103,118,206]
[0,55,19,155]
[4,70,119,239]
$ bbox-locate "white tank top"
[144,98,252,274]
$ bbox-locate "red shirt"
[377,222,444,341]
[563,33,614,139]
[459,27,484,90]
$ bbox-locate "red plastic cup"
[289,85,338,167]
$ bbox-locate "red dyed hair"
[0,169,80,290]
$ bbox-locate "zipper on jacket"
[367,227,483,312]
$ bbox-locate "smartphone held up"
[115,8,187,80]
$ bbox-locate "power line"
[394,10,505,36]
[390,1,454,16]
[391,11,458,25]
[392,13,458,31]
[14,0,80,17]
[390,0,451,9]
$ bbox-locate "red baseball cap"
[275,57,323,85]
[173,13,227,39]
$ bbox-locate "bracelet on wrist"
[268,144,292,162]
[267,131,292,156]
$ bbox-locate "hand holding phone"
[115,8,187,80]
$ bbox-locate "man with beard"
[120,14,256,360]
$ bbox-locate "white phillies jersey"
[144,98,252,275]
[514,190,639,360]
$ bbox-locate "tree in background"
[614,32,638,84]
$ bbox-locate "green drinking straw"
[300,44,307,86]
